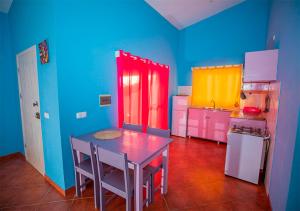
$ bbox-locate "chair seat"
[145,157,162,175]
[102,170,134,193]
[76,158,112,179]
[76,158,93,178]
[102,169,151,194]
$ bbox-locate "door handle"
[33,101,39,107]
[35,112,40,119]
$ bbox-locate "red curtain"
[148,62,169,129]
[116,50,169,131]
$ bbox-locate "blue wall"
[7,0,179,190]
[287,109,300,210]
[266,0,300,210]
[0,13,23,156]
[53,0,179,189]
[8,0,66,188]
[177,0,271,85]
[6,1,299,203]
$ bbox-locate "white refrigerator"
[171,96,190,137]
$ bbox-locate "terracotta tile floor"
[0,137,271,211]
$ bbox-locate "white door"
[17,46,45,175]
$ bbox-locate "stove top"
[230,125,267,137]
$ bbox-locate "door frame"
[16,45,45,175]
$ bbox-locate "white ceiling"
[145,0,245,30]
[0,0,13,13]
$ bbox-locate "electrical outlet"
[76,112,87,119]
[44,112,50,119]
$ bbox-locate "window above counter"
[191,65,242,110]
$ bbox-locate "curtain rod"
[191,64,243,71]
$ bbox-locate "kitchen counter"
[230,110,266,121]
[188,106,233,113]
[188,106,266,120]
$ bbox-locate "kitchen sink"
[203,107,232,112]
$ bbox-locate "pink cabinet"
[188,108,208,128]
[187,108,231,143]
[207,111,231,143]
[171,96,191,137]
[244,49,278,82]
[187,108,208,138]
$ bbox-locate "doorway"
[16,45,45,175]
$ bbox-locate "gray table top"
[73,128,173,165]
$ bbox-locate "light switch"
[76,111,87,119]
[44,112,50,119]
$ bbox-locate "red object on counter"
[243,106,262,115]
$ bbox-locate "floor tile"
[0,137,271,211]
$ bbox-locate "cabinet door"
[244,49,278,82]
[198,109,209,130]
[188,108,200,127]
[187,126,199,137]
[172,110,187,137]
[188,109,208,128]
[188,108,209,138]
[173,96,190,110]
[207,111,230,142]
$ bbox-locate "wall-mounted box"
[99,95,111,107]
[244,49,278,82]
[76,111,87,119]
[177,86,192,96]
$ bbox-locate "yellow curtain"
[191,65,242,109]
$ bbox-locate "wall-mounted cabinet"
[244,49,278,82]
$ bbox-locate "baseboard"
[0,152,25,162]
[44,175,75,197]
[266,190,273,210]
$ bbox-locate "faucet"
[211,99,216,109]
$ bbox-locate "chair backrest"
[122,123,143,132]
[70,137,97,178]
[147,127,170,138]
[96,147,130,194]
[70,137,92,156]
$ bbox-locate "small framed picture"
[38,40,49,64]
[99,95,112,107]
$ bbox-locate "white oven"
[225,126,269,184]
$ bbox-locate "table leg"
[161,146,169,194]
[134,164,143,211]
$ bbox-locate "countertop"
[230,110,266,121]
[188,106,266,121]
[188,106,233,112]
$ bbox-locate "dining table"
[72,128,173,211]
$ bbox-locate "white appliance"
[171,96,190,137]
[225,126,269,184]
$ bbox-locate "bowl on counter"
[242,106,262,115]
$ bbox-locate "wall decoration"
[38,40,49,64]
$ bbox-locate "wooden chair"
[145,127,170,203]
[122,123,143,132]
[95,147,151,211]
